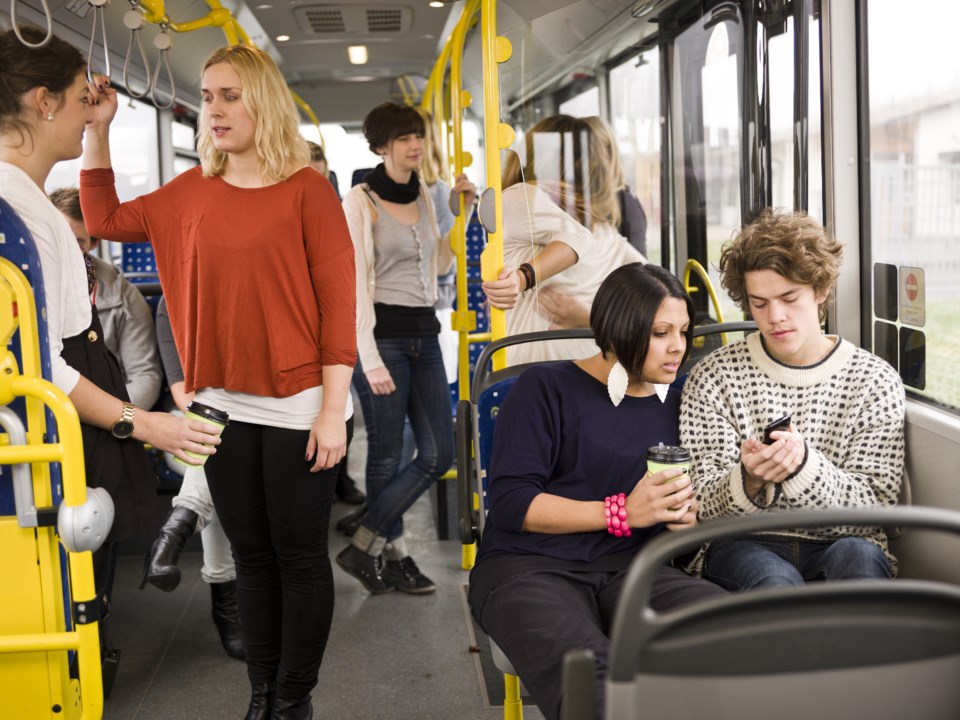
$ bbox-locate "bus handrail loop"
[123,5,154,99]
[10,0,53,48]
[149,27,177,110]
[85,0,112,83]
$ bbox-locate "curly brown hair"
[719,209,843,322]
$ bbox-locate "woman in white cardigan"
[482,115,645,365]
[339,102,474,595]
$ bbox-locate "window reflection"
[867,0,960,409]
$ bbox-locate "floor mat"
[460,585,531,708]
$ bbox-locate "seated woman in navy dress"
[468,263,726,720]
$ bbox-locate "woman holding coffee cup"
[0,27,223,695]
[80,44,355,720]
[468,263,726,720]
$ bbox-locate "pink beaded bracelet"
[604,492,631,537]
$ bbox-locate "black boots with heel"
[210,580,245,660]
[271,696,314,720]
[244,682,275,720]
[139,506,198,592]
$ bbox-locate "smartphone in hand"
[762,415,792,445]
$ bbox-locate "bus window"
[172,119,199,176]
[609,50,662,265]
[768,8,822,222]
[865,0,960,411]
[559,85,600,117]
[673,11,743,321]
[46,94,160,201]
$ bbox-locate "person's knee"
[706,540,804,590]
[819,537,891,580]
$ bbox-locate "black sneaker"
[383,556,437,595]
[335,545,394,595]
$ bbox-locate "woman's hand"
[306,411,346,472]
[85,73,119,129]
[482,266,523,309]
[137,410,221,466]
[450,173,477,212]
[624,467,696,530]
[536,287,591,329]
[665,496,699,532]
[365,366,396,395]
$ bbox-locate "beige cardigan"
[342,180,454,372]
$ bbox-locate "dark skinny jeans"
[206,418,350,703]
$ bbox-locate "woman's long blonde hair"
[415,107,449,186]
[501,114,621,230]
[197,44,309,181]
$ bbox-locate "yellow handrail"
[446,0,481,405]
[478,0,513,370]
[683,258,727,342]
[0,259,101,720]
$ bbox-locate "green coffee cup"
[646,443,691,480]
[180,402,229,466]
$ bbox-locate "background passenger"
[680,209,904,589]
[0,28,218,695]
[81,43,355,720]
[468,263,726,720]
[480,114,645,365]
[307,139,340,199]
[580,116,648,257]
[140,295,244,661]
[339,101,475,595]
[49,187,163,410]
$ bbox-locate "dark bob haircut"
[362,101,426,155]
[590,263,694,379]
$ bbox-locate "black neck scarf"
[364,163,420,204]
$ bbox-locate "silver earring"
[46,112,55,122]
[607,361,628,407]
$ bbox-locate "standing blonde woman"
[81,44,356,720]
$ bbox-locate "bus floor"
[102,491,546,720]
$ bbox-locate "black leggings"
[205,418,350,702]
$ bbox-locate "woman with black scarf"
[339,102,475,594]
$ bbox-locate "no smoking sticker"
[899,266,925,327]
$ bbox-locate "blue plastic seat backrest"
[351,168,374,188]
[0,197,72,632]
[476,375,520,516]
[0,197,62,511]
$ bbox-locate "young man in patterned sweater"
[680,209,905,589]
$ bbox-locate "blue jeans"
[353,336,454,540]
[704,536,892,591]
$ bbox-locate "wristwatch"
[111,402,137,439]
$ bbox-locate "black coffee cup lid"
[186,402,229,425]
[647,443,691,462]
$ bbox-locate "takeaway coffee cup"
[181,402,229,466]
[646,443,691,480]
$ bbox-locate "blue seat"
[351,167,374,187]
[0,197,61,514]
[0,197,105,716]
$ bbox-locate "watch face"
[112,420,134,439]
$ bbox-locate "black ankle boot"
[244,682,275,720]
[335,503,367,536]
[270,696,313,720]
[335,472,366,505]
[210,580,245,660]
[139,506,198,592]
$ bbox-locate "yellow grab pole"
[479,0,513,369]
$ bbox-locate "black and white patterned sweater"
[680,332,905,572]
